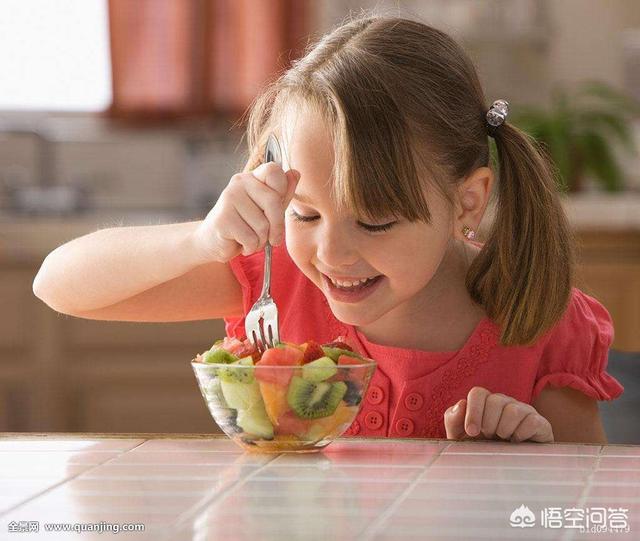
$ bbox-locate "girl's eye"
[288,210,396,233]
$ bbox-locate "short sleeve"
[532,288,624,403]
[223,252,264,340]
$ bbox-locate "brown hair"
[238,11,575,347]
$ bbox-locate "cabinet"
[573,230,640,353]
[0,262,225,433]
[0,228,638,433]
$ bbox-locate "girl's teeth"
[330,276,377,288]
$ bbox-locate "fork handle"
[261,134,279,299]
[260,240,272,297]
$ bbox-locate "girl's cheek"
[286,225,320,277]
[284,223,306,259]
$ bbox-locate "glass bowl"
[191,350,376,453]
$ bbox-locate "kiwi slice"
[301,357,337,382]
[287,376,347,419]
[202,348,238,364]
[321,346,362,363]
[217,356,255,383]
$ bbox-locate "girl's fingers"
[243,177,289,245]
[511,412,554,443]
[283,169,301,205]
[480,393,514,439]
[444,399,467,440]
[216,204,260,256]
[464,386,491,437]
[231,191,272,251]
[446,388,553,444]
[495,401,537,441]
[252,162,290,198]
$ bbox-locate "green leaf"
[574,110,637,154]
[575,80,640,116]
[508,81,636,192]
[579,133,624,191]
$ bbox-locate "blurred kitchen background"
[1,0,639,442]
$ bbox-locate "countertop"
[0,433,637,540]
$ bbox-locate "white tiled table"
[0,433,637,540]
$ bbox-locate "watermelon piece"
[230,340,260,362]
[254,344,304,386]
[334,354,368,381]
[258,380,289,425]
[323,339,354,352]
[337,354,365,366]
[214,337,243,351]
[213,337,260,362]
[275,409,313,438]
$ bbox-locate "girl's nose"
[315,226,358,269]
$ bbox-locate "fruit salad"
[191,336,376,452]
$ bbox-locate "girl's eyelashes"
[288,210,397,233]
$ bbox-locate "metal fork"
[244,133,282,354]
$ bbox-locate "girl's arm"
[445,385,608,444]
[34,161,298,322]
[33,221,244,321]
[532,386,609,444]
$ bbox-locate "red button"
[404,392,424,411]
[395,417,415,436]
[366,385,384,405]
[364,411,384,430]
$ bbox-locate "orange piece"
[258,380,289,426]
[306,402,359,440]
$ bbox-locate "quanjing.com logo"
[509,504,630,533]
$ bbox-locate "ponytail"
[466,123,576,346]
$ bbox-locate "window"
[0,0,112,111]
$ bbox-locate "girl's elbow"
[32,264,48,301]
[32,259,68,313]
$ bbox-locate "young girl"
[34,14,623,444]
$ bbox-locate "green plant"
[509,81,640,193]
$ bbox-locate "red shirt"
[224,243,624,439]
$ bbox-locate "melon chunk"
[258,380,289,425]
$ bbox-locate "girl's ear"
[454,166,494,239]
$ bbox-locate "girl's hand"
[193,162,300,263]
[444,386,554,443]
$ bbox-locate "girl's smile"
[321,272,385,303]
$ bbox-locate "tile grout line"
[0,441,146,519]
[357,442,451,540]
[443,452,601,457]
[560,444,604,541]
[158,453,284,540]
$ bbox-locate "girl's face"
[282,106,456,330]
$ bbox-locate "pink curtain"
[107,0,311,121]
